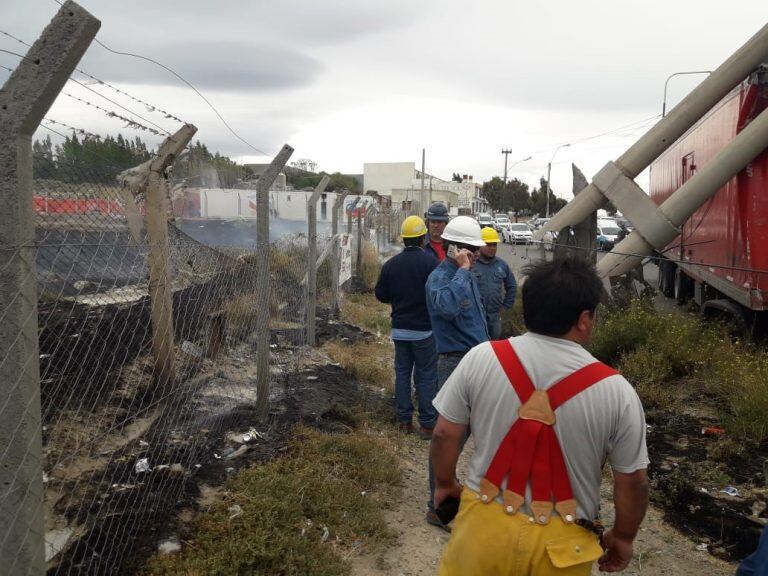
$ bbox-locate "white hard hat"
[441,216,486,247]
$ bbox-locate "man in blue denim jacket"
[424,215,489,529]
[473,227,516,340]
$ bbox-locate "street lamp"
[509,156,532,171]
[662,71,712,117]
[545,144,570,218]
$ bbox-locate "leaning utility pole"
[501,148,512,184]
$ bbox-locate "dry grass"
[144,426,401,576]
[324,340,394,395]
[340,293,391,335]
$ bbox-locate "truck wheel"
[674,268,694,304]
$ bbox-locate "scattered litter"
[270,344,278,349]
[720,486,740,497]
[139,440,150,447]
[222,445,249,460]
[39,353,51,360]
[228,504,243,519]
[700,487,709,493]
[701,426,726,436]
[242,428,265,443]
[134,457,150,474]
[306,376,318,381]
[360,491,367,497]
[225,467,235,475]
[321,526,330,542]
[181,340,204,358]
[70,333,80,339]
[215,447,236,459]
[645,424,652,432]
[43,471,49,484]
[45,527,74,562]
[696,543,709,552]
[158,538,182,555]
[194,464,202,469]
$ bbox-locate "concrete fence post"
[356,202,363,283]
[306,175,329,346]
[0,2,100,573]
[145,124,197,387]
[331,190,349,317]
[255,145,293,420]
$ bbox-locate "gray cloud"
[78,40,323,91]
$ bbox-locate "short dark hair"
[522,257,603,336]
[404,235,425,248]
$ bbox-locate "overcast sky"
[2,0,767,198]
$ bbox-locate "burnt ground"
[45,314,382,576]
[644,405,768,561]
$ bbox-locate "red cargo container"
[650,66,768,327]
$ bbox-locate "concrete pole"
[538,21,768,239]
[0,2,99,573]
[553,164,596,262]
[598,102,768,277]
[255,145,293,420]
[306,175,329,346]
[356,201,363,283]
[145,124,197,388]
[330,190,349,317]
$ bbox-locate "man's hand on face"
[598,529,633,572]
[433,478,463,510]
[455,248,474,270]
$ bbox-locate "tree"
[481,177,530,214]
[293,171,360,193]
[452,172,462,182]
[529,177,567,217]
[290,158,318,173]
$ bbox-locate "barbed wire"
[60,86,167,136]
[1,28,184,127]
[43,118,102,140]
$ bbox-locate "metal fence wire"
[0,138,398,574]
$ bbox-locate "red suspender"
[479,339,619,524]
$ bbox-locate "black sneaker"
[426,509,452,533]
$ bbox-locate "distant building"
[363,162,488,214]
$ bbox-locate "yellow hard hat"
[481,226,500,244]
[401,215,428,238]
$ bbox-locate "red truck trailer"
[650,66,768,330]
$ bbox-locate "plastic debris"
[242,428,265,443]
[720,486,740,497]
[43,471,49,484]
[306,376,318,381]
[134,458,150,474]
[158,539,182,554]
[45,528,74,562]
[228,504,243,519]
[700,487,709,493]
[222,445,249,460]
[225,467,235,475]
[321,526,330,542]
[215,447,236,460]
[696,543,709,552]
[139,440,150,447]
[701,426,726,436]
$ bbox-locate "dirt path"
[351,435,739,576]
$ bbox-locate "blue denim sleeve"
[429,268,472,320]
[502,263,516,310]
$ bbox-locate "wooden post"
[255,145,293,420]
[306,175,329,346]
[206,311,226,359]
[145,124,197,387]
[0,2,100,572]
[331,190,349,317]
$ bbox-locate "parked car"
[596,219,621,251]
[493,215,512,235]
[503,222,533,244]
[530,217,551,230]
[476,213,494,228]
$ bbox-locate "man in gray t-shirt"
[431,257,649,575]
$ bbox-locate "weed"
[324,340,393,394]
[341,293,391,335]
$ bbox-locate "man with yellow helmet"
[375,215,439,438]
[474,227,517,340]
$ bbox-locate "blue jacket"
[425,259,489,353]
[375,247,438,331]
[474,257,516,318]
